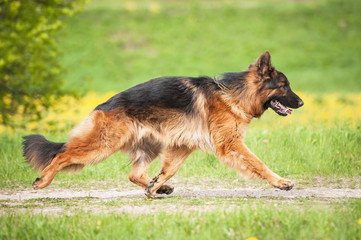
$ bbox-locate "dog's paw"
[145,189,155,199]
[272,178,294,191]
[156,185,174,195]
[32,178,42,190]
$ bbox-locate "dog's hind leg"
[128,139,161,189]
[145,145,194,198]
[32,144,117,189]
[129,160,175,194]
[128,154,155,189]
[128,140,174,194]
[31,110,127,189]
[32,153,74,189]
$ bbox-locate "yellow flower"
[246,237,258,240]
[148,2,161,14]
[124,1,137,12]
[358,218,361,225]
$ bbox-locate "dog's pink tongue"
[270,100,293,115]
[278,102,293,115]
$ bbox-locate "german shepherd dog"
[23,51,303,198]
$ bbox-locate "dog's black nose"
[297,99,304,107]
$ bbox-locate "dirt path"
[1,178,360,215]
[1,186,361,201]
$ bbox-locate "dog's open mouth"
[270,100,293,116]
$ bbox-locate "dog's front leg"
[216,142,294,190]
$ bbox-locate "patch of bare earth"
[1,177,360,215]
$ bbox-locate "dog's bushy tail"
[22,135,66,171]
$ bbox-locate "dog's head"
[248,51,304,117]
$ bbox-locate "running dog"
[23,51,304,198]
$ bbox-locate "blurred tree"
[0,0,85,126]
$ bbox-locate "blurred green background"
[57,0,361,93]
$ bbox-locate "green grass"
[57,0,361,93]
[1,125,360,188]
[1,200,360,240]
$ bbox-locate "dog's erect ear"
[249,51,272,77]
